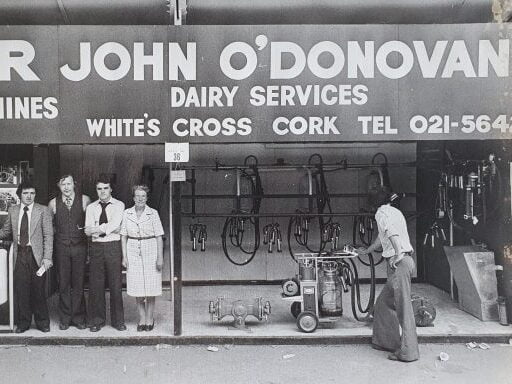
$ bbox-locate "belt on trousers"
[127,236,156,240]
[386,252,412,262]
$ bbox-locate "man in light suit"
[0,181,54,333]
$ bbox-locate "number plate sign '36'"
[165,142,190,163]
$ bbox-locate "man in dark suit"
[0,181,54,333]
[48,174,90,330]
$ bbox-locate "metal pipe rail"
[180,212,417,218]
[180,192,416,199]
[152,161,416,171]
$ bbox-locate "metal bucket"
[299,259,315,281]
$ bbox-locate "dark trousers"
[88,241,124,327]
[372,255,419,361]
[56,241,87,326]
[14,246,49,329]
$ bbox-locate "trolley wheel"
[296,311,319,333]
[290,302,301,318]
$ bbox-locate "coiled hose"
[348,254,376,321]
[221,156,263,266]
[287,154,332,262]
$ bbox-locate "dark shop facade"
[0,9,511,339]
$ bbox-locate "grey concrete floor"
[1,283,511,342]
[1,343,512,384]
[182,283,512,337]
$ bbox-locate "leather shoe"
[372,343,395,352]
[137,324,146,332]
[145,321,154,332]
[387,353,418,363]
[89,325,102,332]
[73,323,87,330]
[115,324,127,331]
[15,327,28,334]
[38,326,50,333]
[59,323,70,331]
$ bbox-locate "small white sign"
[165,142,189,163]
[171,170,186,182]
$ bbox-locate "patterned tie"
[65,197,73,210]
[20,206,29,246]
[99,202,110,237]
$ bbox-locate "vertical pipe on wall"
[174,0,182,25]
[9,245,13,331]
[172,179,182,336]
[510,162,512,219]
[449,203,455,300]
[169,165,174,303]
[306,167,313,212]
[236,168,241,211]
[191,169,196,216]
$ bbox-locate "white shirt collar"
[98,197,113,205]
[22,202,34,211]
[61,193,76,202]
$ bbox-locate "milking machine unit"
[280,154,416,332]
[281,246,359,333]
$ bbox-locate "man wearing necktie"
[84,177,126,332]
[0,181,54,333]
[48,175,91,330]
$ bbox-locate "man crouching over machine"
[357,188,419,362]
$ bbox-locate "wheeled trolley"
[282,246,358,333]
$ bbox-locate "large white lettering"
[220,42,257,80]
[270,42,306,80]
[134,42,164,81]
[0,40,40,81]
[413,40,448,79]
[60,42,196,81]
[267,39,510,80]
[442,40,476,78]
[478,39,509,77]
[375,41,414,79]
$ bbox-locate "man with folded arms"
[85,177,126,332]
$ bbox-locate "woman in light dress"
[121,185,164,331]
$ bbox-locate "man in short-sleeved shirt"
[375,204,413,261]
[358,189,419,362]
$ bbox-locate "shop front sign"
[0,24,511,143]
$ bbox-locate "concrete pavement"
[1,342,511,384]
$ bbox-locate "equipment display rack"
[150,158,417,335]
